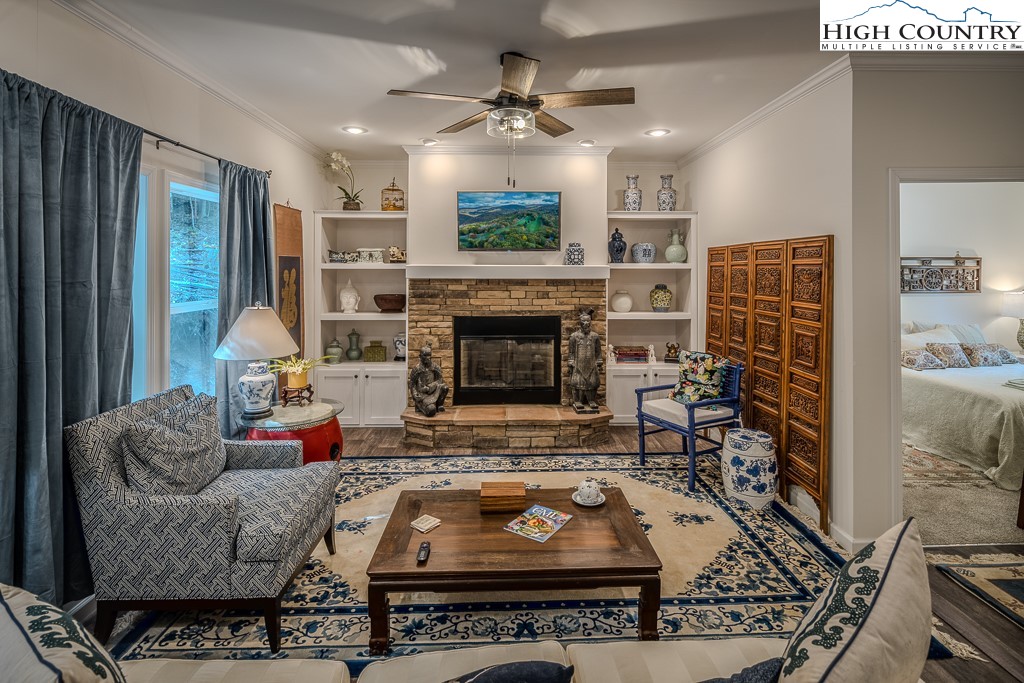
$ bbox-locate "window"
[169,181,220,395]
[132,172,220,399]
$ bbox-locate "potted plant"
[327,151,362,210]
[266,355,329,389]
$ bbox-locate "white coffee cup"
[577,480,602,504]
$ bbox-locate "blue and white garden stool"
[721,428,778,510]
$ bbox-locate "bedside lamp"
[1001,291,1024,352]
[213,303,299,419]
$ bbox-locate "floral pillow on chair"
[671,351,730,405]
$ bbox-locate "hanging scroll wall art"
[900,252,981,293]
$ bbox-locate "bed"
[902,364,1024,491]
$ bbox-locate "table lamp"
[213,303,299,419]
[1001,291,1024,352]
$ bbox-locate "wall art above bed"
[900,252,981,293]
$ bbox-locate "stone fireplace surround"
[403,277,611,448]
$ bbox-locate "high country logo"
[820,0,1023,50]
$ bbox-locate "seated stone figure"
[410,345,449,417]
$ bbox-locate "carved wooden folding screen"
[705,236,833,532]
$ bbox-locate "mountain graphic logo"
[831,0,1017,24]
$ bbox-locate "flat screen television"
[457,191,561,251]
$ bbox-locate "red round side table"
[241,398,344,463]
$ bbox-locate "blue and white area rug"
[110,453,846,675]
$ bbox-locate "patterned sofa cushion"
[359,641,569,683]
[202,462,338,563]
[779,518,930,683]
[671,351,730,405]
[121,393,226,496]
[924,342,971,369]
[0,582,126,683]
[960,343,1003,367]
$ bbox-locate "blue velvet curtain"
[216,160,273,439]
[0,70,142,603]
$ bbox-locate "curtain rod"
[143,129,273,177]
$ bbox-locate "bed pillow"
[900,322,914,334]
[900,349,945,371]
[994,345,1021,364]
[937,323,987,344]
[925,343,971,369]
[908,321,937,333]
[900,327,958,351]
[779,518,930,683]
[960,343,1003,367]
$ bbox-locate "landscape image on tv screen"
[457,191,561,251]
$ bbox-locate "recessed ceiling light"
[645,129,671,137]
[420,138,438,146]
[342,126,368,135]
[578,139,596,147]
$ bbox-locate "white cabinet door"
[316,368,361,426]
[362,365,408,426]
[606,365,649,424]
[648,364,678,401]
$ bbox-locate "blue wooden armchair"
[635,362,745,490]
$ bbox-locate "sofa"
[63,385,341,652]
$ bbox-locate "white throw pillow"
[936,323,987,344]
[909,321,936,333]
[900,326,959,351]
[900,322,914,334]
[779,518,930,683]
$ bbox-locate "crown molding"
[402,145,614,156]
[608,160,681,169]
[52,0,324,159]
[677,56,852,167]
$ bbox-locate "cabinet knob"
[365,374,370,379]
[353,374,358,379]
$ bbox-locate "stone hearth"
[401,405,612,450]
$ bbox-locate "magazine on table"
[504,504,572,543]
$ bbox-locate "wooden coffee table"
[365,487,662,655]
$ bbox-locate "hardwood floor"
[342,425,686,457]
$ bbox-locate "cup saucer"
[572,491,606,507]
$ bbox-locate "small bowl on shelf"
[373,293,406,313]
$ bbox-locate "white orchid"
[325,151,361,203]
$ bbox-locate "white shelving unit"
[311,210,408,427]
[605,210,700,424]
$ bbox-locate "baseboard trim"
[829,522,876,553]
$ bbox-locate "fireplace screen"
[453,315,562,405]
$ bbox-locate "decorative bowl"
[373,293,406,313]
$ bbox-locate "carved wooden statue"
[409,345,449,417]
[568,309,603,414]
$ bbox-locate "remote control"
[416,541,430,563]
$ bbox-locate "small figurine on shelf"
[665,342,681,363]
[339,279,360,314]
[388,245,407,263]
[607,343,616,364]
[647,345,657,364]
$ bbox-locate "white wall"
[607,162,683,211]
[406,148,609,265]
[850,64,1024,546]
[900,182,1024,349]
[679,71,855,543]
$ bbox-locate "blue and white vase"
[631,242,656,263]
[564,242,585,265]
[608,229,627,263]
[721,428,778,510]
[238,361,277,419]
[623,174,642,211]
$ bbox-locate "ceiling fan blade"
[437,110,491,134]
[387,89,495,105]
[534,87,635,109]
[499,52,540,100]
[534,110,574,137]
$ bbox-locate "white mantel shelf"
[406,265,611,280]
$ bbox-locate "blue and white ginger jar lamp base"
[238,361,277,419]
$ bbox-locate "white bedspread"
[902,365,1024,491]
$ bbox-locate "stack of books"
[614,346,650,363]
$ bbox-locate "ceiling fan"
[387,52,635,138]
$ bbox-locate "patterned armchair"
[64,385,340,652]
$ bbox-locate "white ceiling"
[87,0,840,161]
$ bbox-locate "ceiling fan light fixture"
[644,128,671,137]
[486,107,536,139]
[420,137,439,146]
[342,126,368,135]
[578,139,596,147]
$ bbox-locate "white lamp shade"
[1001,291,1024,318]
[213,305,299,361]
